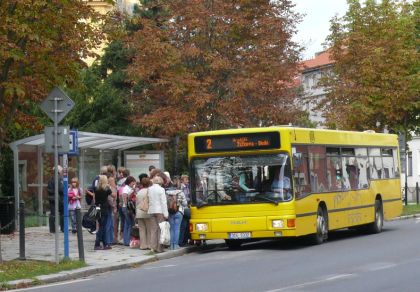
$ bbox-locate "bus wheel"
[225,239,243,249]
[367,199,383,234]
[310,206,328,245]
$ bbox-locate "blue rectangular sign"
[68,130,78,155]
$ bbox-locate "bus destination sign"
[194,132,280,153]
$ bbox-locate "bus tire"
[309,205,328,245]
[225,239,243,249]
[367,199,383,234]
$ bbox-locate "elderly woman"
[136,177,152,250]
[147,176,168,253]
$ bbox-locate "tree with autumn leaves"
[126,0,306,138]
[0,0,105,151]
[321,0,419,134]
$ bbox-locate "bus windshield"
[191,154,292,206]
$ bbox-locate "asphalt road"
[16,218,420,292]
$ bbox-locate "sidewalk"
[0,226,224,289]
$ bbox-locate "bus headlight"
[196,223,208,231]
[272,220,284,228]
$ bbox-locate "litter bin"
[0,196,15,234]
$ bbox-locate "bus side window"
[368,148,382,179]
[327,156,342,191]
[392,148,400,177]
[308,146,327,193]
[381,148,394,179]
[293,145,311,198]
[355,148,369,189]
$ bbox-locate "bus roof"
[188,127,398,156]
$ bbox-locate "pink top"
[68,187,82,210]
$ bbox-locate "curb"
[3,242,226,290]
[390,213,420,221]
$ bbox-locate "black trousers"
[49,199,64,233]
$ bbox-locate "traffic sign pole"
[54,98,59,265]
[41,87,75,265]
[63,154,69,259]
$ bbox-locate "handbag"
[139,188,149,212]
[127,200,136,215]
[159,221,170,246]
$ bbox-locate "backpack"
[167,191,180,214]
[82,205,100,234]
[127,200,136,215]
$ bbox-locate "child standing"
[68,177,82,233]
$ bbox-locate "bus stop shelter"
[9,132,168,228]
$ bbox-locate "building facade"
[299,50,334,127]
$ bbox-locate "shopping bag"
[158,221,170,246]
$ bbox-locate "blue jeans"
[169,211,183,249]
[179,208,190,246]
[95,212,108,247]
[122,207,133,246]
[105,209,114,245]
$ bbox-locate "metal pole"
[12,147,19,231]
[416,182,419,205]
[37,146,44,226]
[75,208,85,262]
[405,152,408,206]
[19,201,25,260]
[63,154,69,259]
[0,222,3,263]
[54,98,60,264]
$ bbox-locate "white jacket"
[147,183,168,218]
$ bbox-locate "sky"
[293,0,348,60]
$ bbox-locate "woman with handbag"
[94,175,112,250]
[136,176,152,250]
[121,176,136,246]
[147,175,168,253]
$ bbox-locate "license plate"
[228,232,251,239]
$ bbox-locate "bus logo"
[230,220,247,225]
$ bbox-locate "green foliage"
[321,0,419,133]
[65,36,144,137]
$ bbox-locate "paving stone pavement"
[0,226,153,266]
[0,226,224,289]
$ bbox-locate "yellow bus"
[188,127,402,247]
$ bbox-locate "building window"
[407,151,413,177]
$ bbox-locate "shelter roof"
[10,131,168,152]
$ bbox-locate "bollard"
[75,208,85,262]
[19,201,25,260]
[417,182,419,205]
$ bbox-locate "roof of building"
[10,131,168,152]
[301,50,334,71]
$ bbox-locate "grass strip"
[0,259,85,282]
[402,204,420,216]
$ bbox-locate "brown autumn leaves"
[125,0,305,138]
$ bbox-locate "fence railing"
[403,182,420,205]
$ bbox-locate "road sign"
[44,126,70,153]
[68,130,78,155]
[40,87,75,124]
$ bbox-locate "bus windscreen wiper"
[255,195,278,205]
